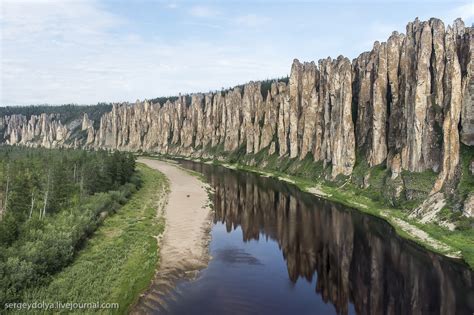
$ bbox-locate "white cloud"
[4,1,468,106]
[0,0,288,105]
[234,14,272,28]
[166,3,178,9]
[443,2,474,24]
[1,0,123,41]
[188,5,220,18]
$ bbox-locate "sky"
[0,0,473,105]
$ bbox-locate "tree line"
[0,146,138,304]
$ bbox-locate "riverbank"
[223,161,473,267]
[24,164,169,314]
[133,159,213,313]
[145,154,473,269]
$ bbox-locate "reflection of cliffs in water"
[180,160,474,315]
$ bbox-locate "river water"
[158,160,473,315]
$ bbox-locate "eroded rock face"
[0,18,472,189]
[301,87,319,159]
[464,193,474,217]
[354,41,388,167]
[224,88,242,152]
[1,113,75,148]
[459,21,474,145]
[277,82,291,157]
[289,60,302,159]
[259,83,279,152]
[82,113,95,146]
[241,82,264,154]
[386,31,405,174]
[432,23,463,193]
[409,192,447,224]
[326,57,356,177]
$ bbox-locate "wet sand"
[132,158,212,314]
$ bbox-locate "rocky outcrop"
[1,113,75,148]
[82,113,95,146]
[0,18,472,190]
[259,83,279,153]
[316,57,356,176]
[460,22,474,145]
[354,41,389,167]
[464,193,474,217]
[276,82,291,157]
[241,82,264,153]
[408,192,456,229]
[432,21,463,193]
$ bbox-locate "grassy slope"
[154,145,473,269]
[24,164,168,314]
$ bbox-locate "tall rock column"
[277,82,290,156]
[289,60,303,158]
[391,18,447,174]
[430,19,446,110]
[406,20,436,172]
[368,42,388,166]
[82,113,95,146]
[202,93,214,148]
[353,51,371,153]
[259,82,279,152]
[241,82,263,153]
[386,31,405,175]
[432,24,463,192]
[253,86,265,153]
[224,88,242,151]
[353,40,392,167]
[301,87,319,159]
[299,62,318,159]
[319,58,333,165]
[170,96,185,146]
[192,94,205,148]
[460,21,474,145]
[212,93,226,147]
[329,57,356,177]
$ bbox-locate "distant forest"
[148,77,290,105]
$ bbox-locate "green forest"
[0,146,138,305]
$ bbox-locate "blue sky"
[1,0,473,105]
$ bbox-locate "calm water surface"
[159,161,473,315]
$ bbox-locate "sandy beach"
[133,158,212,313]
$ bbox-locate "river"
[156,160,473,315]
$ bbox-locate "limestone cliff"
[0,18,472,209]
[0,113,77,148]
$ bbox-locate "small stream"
[158,160,474,315]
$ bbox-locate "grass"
[23,164,169,314]
[144,147,474,269]
[458,144,474,200]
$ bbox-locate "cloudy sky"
[1,0,472,105]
